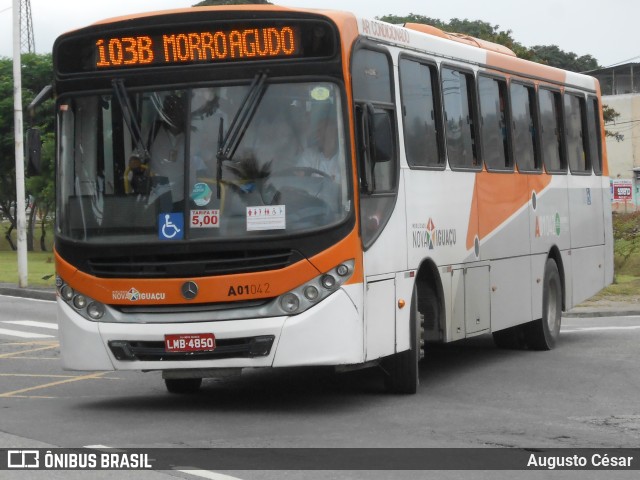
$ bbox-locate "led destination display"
[55,18,336,74]
[95,26,299,69]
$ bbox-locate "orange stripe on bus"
[55,228,363,306]
[466,172,552,250]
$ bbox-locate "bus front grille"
[88,249,297,278]
[108,336,275,362]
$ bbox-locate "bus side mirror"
[367,104,394,163]
[26,128,42,176]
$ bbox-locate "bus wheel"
[164,378,202,394]
[525,259,562,350]
[383,286,423,394]
[492,325,526,349]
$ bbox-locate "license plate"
[164,333,216,353]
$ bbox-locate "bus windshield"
[57,81,350,243]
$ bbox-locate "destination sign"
[54,18,336,75]
[95,26,299,69]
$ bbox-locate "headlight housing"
[57,276,105,321]
[271,260,355,316]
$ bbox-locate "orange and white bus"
[50,5,613,394]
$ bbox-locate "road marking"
[0,327,54,339]
[562,325,640,333]
[0,371,108,398]
[177,470,244,480]
[0,344,58,358]
[0,295,55,303]
[2,356,58,360]
[2,320,58,330]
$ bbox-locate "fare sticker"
[190,209,220,228]
[246,205,286,231]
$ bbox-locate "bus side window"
[539,88,566,173]
[399,57,444,168]
[564,93,591,174]
[510,82,541,172]
[586,96,603,175]
[442,67,479,170]
[478,75,512,171]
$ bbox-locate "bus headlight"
[303,285,319,301]
[72,295,87,309]
[87,302,105,320]
[58,278,107,322]
[61,285,74,301]
[274,260,354,316]
[280,293,300,313]
[321,274,336,290]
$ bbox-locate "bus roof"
[67,5,596,92]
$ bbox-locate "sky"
[0,0,638,68]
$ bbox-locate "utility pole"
[19,0,35,53]
[13,0,28,287]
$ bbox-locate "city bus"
[49,5,613,394]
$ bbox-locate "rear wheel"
[492,325,526,349]
[525,259,562,350]
[164,378,202,394]
[383,286,425,394]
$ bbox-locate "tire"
[492,325,526,349]
[383,286,424,394]
[164,378,202,394]
[525,259,562,350]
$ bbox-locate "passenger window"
[510,82,540,172]
[564,93,590,174]
[586,96,603,175]
[441,67,478,169]
[539,88,566,173]
[399,58,443,168]
[352,47,398,249]
[352,49,392,103]
[478,76,511,171]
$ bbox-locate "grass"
[0,250,57,287]
[0,219,57,286]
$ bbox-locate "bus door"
[352,44,406,359]
[565,93,606,305]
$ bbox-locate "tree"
[603,105,624,142]
[377,15,532,59]
[0,53,54,251]
[25,132,55,251]
[529,45,599,73]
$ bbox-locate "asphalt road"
[0,293,639,480]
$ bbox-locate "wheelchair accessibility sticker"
[159,213,184,240]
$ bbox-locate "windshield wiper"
[216,72,267,198]
[112,79,149,161]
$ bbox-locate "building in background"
[591,63,640,212]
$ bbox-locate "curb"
[563,309,640,318]
[0,285,56,302]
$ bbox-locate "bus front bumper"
[58,286,364,372]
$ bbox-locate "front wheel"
[525,258,562,350]
[382,287,424,394]
[164,378,202,394]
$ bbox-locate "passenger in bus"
[299,115,341,182]
[124,153,150,195]
[148,93,187,208]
